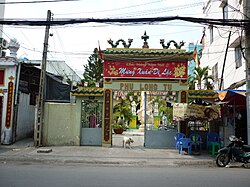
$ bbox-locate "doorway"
[143,92,177,148]
[80,99,103,146]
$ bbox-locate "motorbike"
[216,135,250,167]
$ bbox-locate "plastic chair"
[174,133,186,149]
[178,138,193,155]
[207,132,220,149]
[190,134,202,151]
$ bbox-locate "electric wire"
[54,0,167,16]
[219,0,250,19]
[0,16,249,28]
[105,2,204,18]
[0,0,80,5]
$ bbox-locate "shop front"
[217,90,247,145]
[173,98,221,149]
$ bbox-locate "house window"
[0,69,4,85]
[212,63,219,89]
[235,46,242,68]
[212,63,218,81]
[209,25,214,44]
[222,3,228,19]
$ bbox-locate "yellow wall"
[43,102,80,146]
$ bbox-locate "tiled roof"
[71,87,103,96]
[101,48,193,61]
[188,90,218,99]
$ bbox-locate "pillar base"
[129,115,137,129]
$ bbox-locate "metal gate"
[81,99,103,146]
[143,92,177,148]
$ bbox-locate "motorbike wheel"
[216,153,230,167]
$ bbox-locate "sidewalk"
[0,136,217,167]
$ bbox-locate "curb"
[0,156,216,167]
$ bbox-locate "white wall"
[0,0,5,38]
[0,62,17,144]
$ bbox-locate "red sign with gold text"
[103,60,187,79]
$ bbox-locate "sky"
[1,0,207,77]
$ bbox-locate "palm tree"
[188,75,196,90]
[193,66,214,90]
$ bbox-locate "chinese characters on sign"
[103,60,188,79]
[103,89,111,143]
[5,81,14,128]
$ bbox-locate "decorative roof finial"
[107,38,133,48]
[160,39,185,49]
[141,31,149,48]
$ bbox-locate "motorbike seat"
[243,145,250,152]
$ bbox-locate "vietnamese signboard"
[105,80,188,91]
[103,60,188,79]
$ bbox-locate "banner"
[173,103,220,121]
[103,60,187,79]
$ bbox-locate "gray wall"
[145,129,177,148]
[16,93,35,140]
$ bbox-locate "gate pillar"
[102,89,112,147]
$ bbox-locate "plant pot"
[114,128,124,134]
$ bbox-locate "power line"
[106,2,204,18]
[0,0,80,5]
[0,16,249,27]
[218,0,249,19]
[55,0,167,16]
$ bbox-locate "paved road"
[0,163,249,187]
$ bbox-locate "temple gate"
[101,32,193,148]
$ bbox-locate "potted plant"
[113,122,126,134]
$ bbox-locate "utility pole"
[34,10,52,147]
[244,0,250,145]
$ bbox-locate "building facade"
[201,0,248,144]
[0,0,5,39]
[0,38,20,144]
[201,0,246,90]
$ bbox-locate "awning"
[217,90,246,105]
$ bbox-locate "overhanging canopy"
[217,90,246,106]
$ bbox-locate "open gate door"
[81,99,103,146]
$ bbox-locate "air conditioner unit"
[0,38,8,49]
[0,49,6,57]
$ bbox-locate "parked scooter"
[216,135,250,167]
